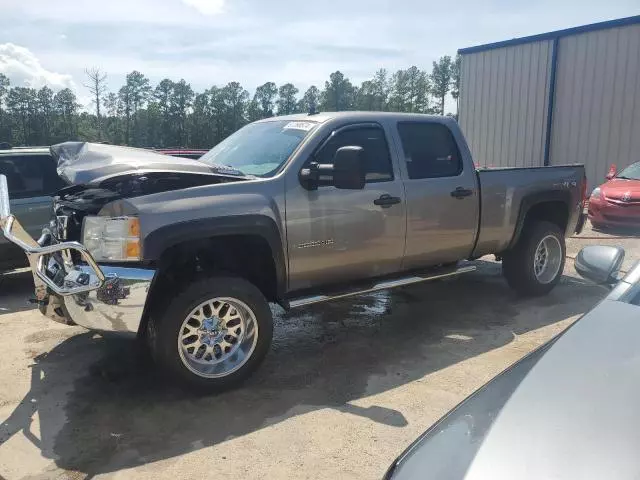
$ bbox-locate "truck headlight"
[590,187,601,200]
[82,216,140,261]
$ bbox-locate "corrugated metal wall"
[459,40,553,168]
[549,23,640,189]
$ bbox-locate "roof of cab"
[255,111,453,124]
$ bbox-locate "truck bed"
[472,165,586,258]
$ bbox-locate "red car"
[588,162,640,229]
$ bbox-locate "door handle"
[374,194,401,207]
[450,187,473,199]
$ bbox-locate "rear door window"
[397,122,462,179]
[0,154,62,199]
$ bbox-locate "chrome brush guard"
[0,174,156,334]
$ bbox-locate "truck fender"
[143,215,287,298]
[508,190,571,250]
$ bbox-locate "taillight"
[581,174,587,204]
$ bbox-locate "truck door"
[394,121,479,269]
[286,123,406,291]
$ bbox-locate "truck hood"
[49,142,249,242]
[51,142,242,185]
[389,299,640,480]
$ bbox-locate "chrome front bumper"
[60,265,155,334]
[0,175,155,334]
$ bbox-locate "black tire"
[502,221,566,297]
[148,275,273,392]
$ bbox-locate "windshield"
[199,120,318,177]
[616,162,640,181]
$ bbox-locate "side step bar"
[287,262,476,309]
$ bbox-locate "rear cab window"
[396,122,462,179]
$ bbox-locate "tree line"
[0,55,460,149]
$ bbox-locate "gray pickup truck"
[0,112,586,391]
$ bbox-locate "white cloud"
[4,0,213,26]
[181,0,225,15]
[0,43,76,90]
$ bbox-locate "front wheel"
[149,275,273,392]
[502,221,566,296]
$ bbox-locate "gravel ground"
[0,222,637,480]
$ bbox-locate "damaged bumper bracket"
[0,175,155,335]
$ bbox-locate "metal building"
[458,15,640,189]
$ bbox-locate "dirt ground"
[0,223,637,480]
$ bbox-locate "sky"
[0,0,638,111]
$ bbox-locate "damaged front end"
[49,141,245,243]
[1,142,249,334]
[0,174,155,335]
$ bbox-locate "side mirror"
[299,146,366,190]
[331,146,366,190]
[575,245,625,285]
[606,164,617,180]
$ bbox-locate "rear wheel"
[149,275,273,392]
[502,221,566,296]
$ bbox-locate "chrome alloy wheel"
[533,234,563,284]
[178,297,259,378]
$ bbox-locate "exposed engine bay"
[51,171,241,242]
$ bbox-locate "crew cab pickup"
[0,112,586,391]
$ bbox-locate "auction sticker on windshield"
[283,121,316,131]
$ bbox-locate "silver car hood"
[391,299,640,480]
[51,142,237,185]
